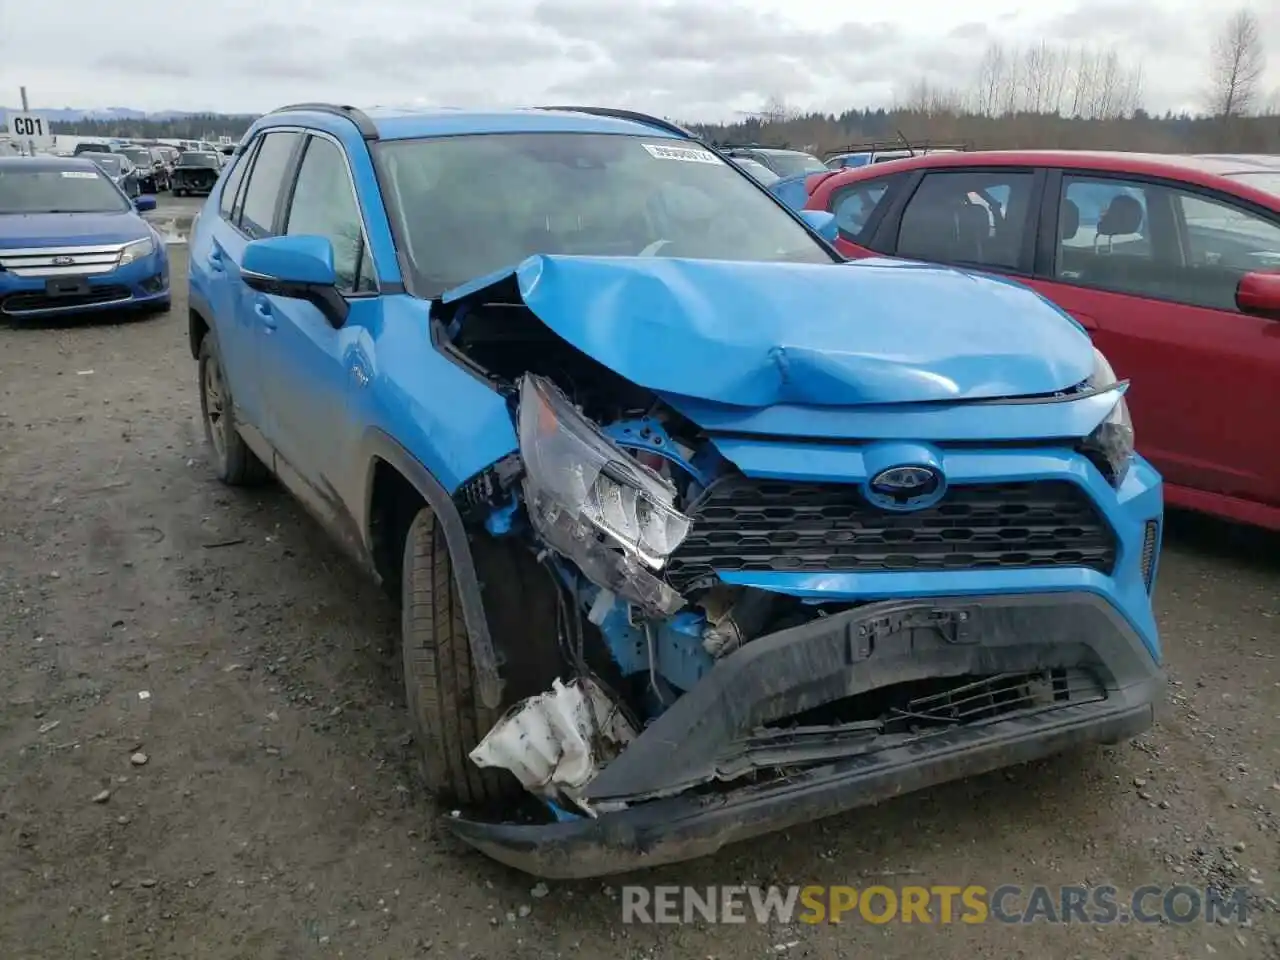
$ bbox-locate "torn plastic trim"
[468,676,637,816]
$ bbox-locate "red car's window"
[896,170,1034,270]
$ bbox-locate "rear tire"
[400,507,519,807]
[197,334,269,486]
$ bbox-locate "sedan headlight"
[1081,347,1134,487]
[518,375,691,569]
[118,237,155,266]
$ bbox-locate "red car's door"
[1024,171,1280,516]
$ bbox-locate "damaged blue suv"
[188,103,1164,879]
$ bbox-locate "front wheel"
[197,335,269,486]
[400,508,518,807]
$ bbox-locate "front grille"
[0,242,126,278]
[667,476,1116,590]
[2,284,132,315]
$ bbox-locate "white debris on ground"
[468,677,636,815]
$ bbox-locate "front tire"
[401,508,517,807]
[197,334,268,486]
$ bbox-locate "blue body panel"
[768,172,814,210]
[0,210,153,246]
[441,253,1096,407]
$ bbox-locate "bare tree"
[1207,8,1267,117]
[974,43,1006,117]
[760,95,797,125]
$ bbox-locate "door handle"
[254,301,277,331]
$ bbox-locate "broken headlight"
[1080,348,1134,487]
[518,375,692,568]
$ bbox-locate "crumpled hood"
[442,254,1094,407]
[0,211,151,248]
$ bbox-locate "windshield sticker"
[60,171,99,179]
[642,143,721,164]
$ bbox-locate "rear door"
[1026,170,1280,506]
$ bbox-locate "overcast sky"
[3,0,1278,119]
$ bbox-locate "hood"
[0,211,150,248]
[442,254,1094,408]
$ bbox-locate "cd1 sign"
[8,112,53,149]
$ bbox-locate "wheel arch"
[360,428,504,710]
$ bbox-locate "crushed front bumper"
[444,591,1160,878]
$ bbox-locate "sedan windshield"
[375,132,834,296]
[119,148,153,167]
[90,154,125,175]
[764,151,828,178]
[0,167,130,214]
[1224,171,1280,199]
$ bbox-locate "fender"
[360,428,504,710]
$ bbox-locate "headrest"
[1097,194,1143,237]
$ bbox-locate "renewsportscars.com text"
[621,884,1250,925]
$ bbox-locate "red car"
[804,151,1280,531]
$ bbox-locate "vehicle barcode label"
[642,144,720,164]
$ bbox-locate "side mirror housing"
[133,195,157,212]
[241,235,349,328]
[798,208,838,243]
[1236,271,1280,321]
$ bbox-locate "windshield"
[765,151,827,178]
[0,167,130,214]
[735,159,781,186]
[90,155,125,175]
[1224,171,1280,199]
[119,148,152,166]
[179,152,218,166]
[375,133,834,296]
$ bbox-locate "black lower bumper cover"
[444,592,1160,879]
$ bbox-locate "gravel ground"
[0,244,1277,959]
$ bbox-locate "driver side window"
[283,136,376,294]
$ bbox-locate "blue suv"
[188,103,1164,879]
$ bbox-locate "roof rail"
[822,138,971,161]
[269,102,379,141]
[537,106,694,140]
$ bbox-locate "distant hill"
[0,106,214,122]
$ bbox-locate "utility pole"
[19,86,34,156]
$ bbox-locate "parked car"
[805,149,1280,531]
[112,144,165,193]
[188,104,1163,878]
[0,156,169,319]
[86,151,141,198]
[171,150,223,196]
[72,140,114,156]
[719,144,828,178]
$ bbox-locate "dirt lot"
[1,249,1278,959]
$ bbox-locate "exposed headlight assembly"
[1080,347,1134,487]
[518,375,691,568]
[118,236,155,266]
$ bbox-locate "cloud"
[3,0,1278,118]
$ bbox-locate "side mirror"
[133,195,157,212]
[1236,271,1280,321]
[798,208,838,243]
[241,235,349,328]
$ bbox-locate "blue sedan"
[0,156,169,320]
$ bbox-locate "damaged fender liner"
[442,592,1161,878]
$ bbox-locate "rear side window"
[830,178,893,243]
[217,144,252,220]
[238,131,302,239]
[896,169,1035,270]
